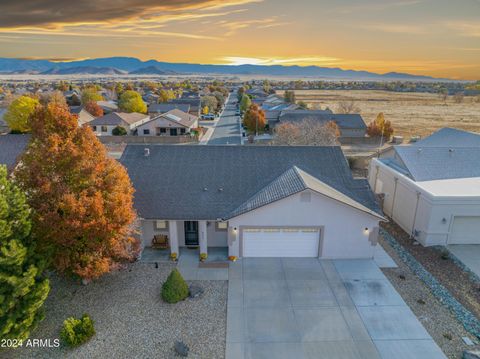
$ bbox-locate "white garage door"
[243,227,320,257]
[449,216,480,244]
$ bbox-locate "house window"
[216,221,228,231]
[180,128,186,135]
[143,129,150,135]
[154,220,168,230]
[101,126,108,132]
[170,128,178,136]
[92,126,97,131]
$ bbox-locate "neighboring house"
[147,103,190,117]
[169,98,201,116]
[368,128,480,246]
[275,110,367,137]
[136,109,198,136]
[70,106,95,126]
[120,145,384,259]
[0,108,9,134]
[0,134,30,171]
[89,112,150,136]
[97,101,118,114]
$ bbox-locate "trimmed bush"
[112,126,127,136]
[60,314,95,347]
[161,268,189,303]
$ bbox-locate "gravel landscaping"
[5,262,227,359]
[381,222,480,321]
[379,235,480,359]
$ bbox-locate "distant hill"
[41,66,127,75]
[129,66,176,75]
[0,56,450,81]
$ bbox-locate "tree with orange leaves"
[243,104,266,135]
[15,103,139,281]
[83,101,104,117]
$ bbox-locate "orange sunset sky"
[0,0,479,79]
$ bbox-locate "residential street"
[207,95,242,145]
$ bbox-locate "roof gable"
[226,166,383,219]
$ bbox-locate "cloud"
[357,23,430,34]
[216,17,290,36]
[445,21,480,37]
[0,0,262,29]
[221,56,341,66]
[329,0,422,14]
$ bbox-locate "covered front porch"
[141,219,232,261]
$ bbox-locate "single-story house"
[88,112,150,136]
[136,109,198,136]
[147,103,190,117]
[169,98,201,116]
[368,128,480,246]
[0,134,30,171]
[70,106,95,126]
[120,145,384,259]
[275,110,367,138]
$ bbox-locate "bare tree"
[336,100,360,114]
[272,119,340,146]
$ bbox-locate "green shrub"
[60,314,95,347]
[112,126,127,136]
[161,268,189,303]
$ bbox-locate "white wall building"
[368,128,480,246]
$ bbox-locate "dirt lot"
[294,90,480,139]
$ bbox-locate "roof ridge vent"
[449,148,454,153]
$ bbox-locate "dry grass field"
[293,90,480,139]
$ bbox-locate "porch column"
[199,220,208,256]
[168,220,179,255]
[228,226,240,258]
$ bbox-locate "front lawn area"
[7,263,227,358]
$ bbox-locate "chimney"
[144,148,150,157]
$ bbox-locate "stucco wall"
[228,189,380,259]
[369,159,480,246]
[136,117,194,136]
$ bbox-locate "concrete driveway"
[448,244,480,278]
[226,258,446,359]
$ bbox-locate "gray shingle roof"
[278,111,366,129]
[414,128,480,148]
[0,134,30,171]
[148,103,190,114]
[120,145,381,220]
[89,112,148,126]
[390,146,480,181]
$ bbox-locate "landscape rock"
[189,284,204,299]
[174,341,189,357]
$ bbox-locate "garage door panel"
[243,228,320,257]
[449,217,480,245]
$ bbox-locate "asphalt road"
[207,95,242,145]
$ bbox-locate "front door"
[184,221,199,246]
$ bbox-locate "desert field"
[293,90,480,139]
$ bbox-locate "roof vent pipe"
[144,148,150,157]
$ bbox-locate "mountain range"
[0,57,446,81]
